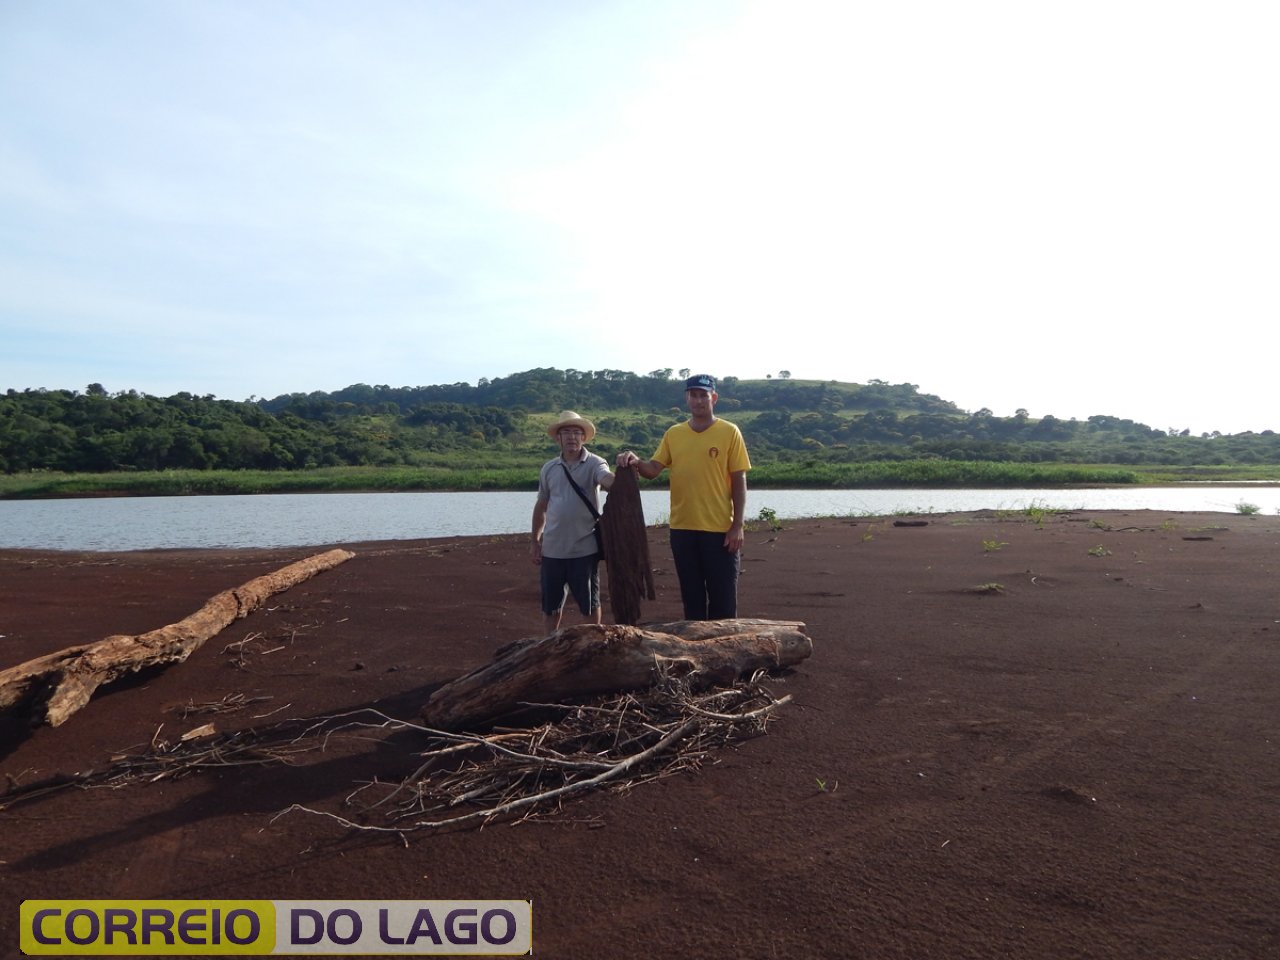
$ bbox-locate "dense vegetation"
[2,369,1277,496]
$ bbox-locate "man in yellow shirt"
[617,374,751,620]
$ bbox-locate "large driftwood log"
[599,467,655,624]
[638,618,809,641]
[421,618,810,731]
[0,548,355,727]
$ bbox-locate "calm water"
[1,486,1278,552]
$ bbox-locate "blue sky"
[2,0,1277,435]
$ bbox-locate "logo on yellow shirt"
[709,447,720,459]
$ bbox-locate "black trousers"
[669,528,740,621]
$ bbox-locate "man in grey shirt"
[531,411,616,634]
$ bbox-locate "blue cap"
[684,373,716,392]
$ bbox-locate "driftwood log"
[0,548,355,727]
[599,467,655,624]
[421,618,810,731]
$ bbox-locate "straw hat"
[546,410,596,442]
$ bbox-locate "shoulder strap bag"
[559,461,604,555]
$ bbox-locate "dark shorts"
[540,554,601,616]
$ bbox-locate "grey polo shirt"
[537,448,611,559]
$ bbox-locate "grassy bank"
[0,460,1237,500]
[0,466,534,499]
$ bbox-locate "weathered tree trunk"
[0,548,355,727]
[421,619,811,731]
[639,618,809,641]
[599,467,655,625]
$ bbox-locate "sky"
[2,0,1277,436]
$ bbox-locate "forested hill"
[256,368,960,419]
[2,368,1277,474]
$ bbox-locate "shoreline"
[6,490,1280,553]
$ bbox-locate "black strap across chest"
[559,461,600,520]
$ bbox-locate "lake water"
[2,486,1278,552]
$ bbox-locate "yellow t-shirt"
[653,418,751,532]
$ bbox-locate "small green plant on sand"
[996,503,1065,527]
[815,777,837,793]
[1088,518,1110,530]
[982,539,1009,553]
[971,582,1005,594]
[754,506,783,532]
[1235,501,1261,515]
[1087,544,1112,557]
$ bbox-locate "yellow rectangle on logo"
[20,900,275,956]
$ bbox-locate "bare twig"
[280,669,792,833]
[2,672,794,835]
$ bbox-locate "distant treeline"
[2,368,1277,474]
[256,367,960,420]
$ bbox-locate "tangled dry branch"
[282,668,792,834]
[0,723,321,810]
[2,671,792,832]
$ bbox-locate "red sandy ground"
[1,511,1278,959]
